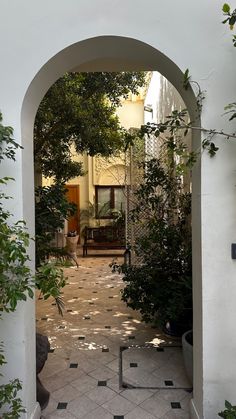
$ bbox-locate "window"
[95,186,125,218]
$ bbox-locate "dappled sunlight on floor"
[37,253,191,419]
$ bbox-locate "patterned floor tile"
[140,394,172,418]
[86,386,117,405]
[102,394,136,415]
[125,406,157,419]
[67,395,99,418]
[121,388,153,405]
[36,256,190,419]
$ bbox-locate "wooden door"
[66,185,80,236]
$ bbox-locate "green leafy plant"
[0,111,69,416]
[35,263,66,316]
[0,351,25,419]
[0,113,31,417]
[0,345,25,418]
[35,183,77,266]
[222,3,236,45]
[114,156,192,330]
[34,72,146,182]
[218,400,236,418]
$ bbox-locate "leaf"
[225,400,232,410]
[229,112,236,121]
[222,3,230,13]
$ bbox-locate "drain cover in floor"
[120,346,192,390]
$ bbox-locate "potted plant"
[115,157,192,336]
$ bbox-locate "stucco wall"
[0,1,236,418]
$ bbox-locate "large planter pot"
[182,329,193,385]
[163,309,193,338]
[66,235,79,254]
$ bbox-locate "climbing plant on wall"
[0,112,30,417]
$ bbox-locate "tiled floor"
[36,251,192,418]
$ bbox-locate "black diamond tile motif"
[98,380,107,386]
[128,336,135,340]
[165,380,174,386]
[89,302,94,305]
[78,336,85,340]
[70,363,78,368]
[130,363,138,368]
[171,402,181,409]
[67,309,73,312]
[114,416,124,419]
[156,347,164,352]
[58,325,65,329]
[105,326,111,329]
[102,348,109,352]
[84,316,90,320]
[49,349,55,353]
[51,303,57,306]
[57,402,68,409]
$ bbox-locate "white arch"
[19,35,200,419]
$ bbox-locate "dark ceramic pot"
[182,330,193,385]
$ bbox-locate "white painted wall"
[0,1,235,417]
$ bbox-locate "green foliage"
[0,112,68,417]
[0,118,34,314]
[0,347,25,418]
[141,109,197,169]
[202,138,219,157]
[0,112,22,163]
[0,379,26,419]
[0,213,34,313]
[218,400,236,418]
[0,114,31,419]
[35,183,77,265]
[115,157,192,327]
[222,4,236,39]
[183,69,191,90]
[34,72,146,181]
[35,263,67,316]
[224,102,236,121]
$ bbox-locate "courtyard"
[37,254,192,419]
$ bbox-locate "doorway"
[66,184,80,236]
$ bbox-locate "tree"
[34,72,146,182]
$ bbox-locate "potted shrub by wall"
[114,157,192,337]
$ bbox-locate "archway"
[21,36,201,418]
